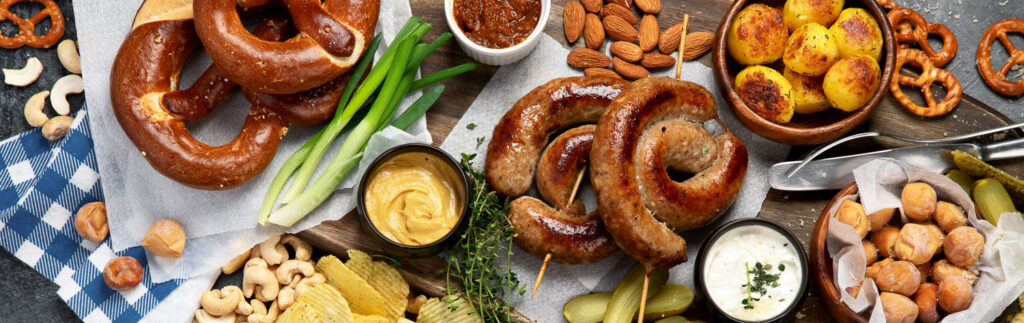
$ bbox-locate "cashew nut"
[50,74,83,116]
[200,285,244,316]
[42,116,73,141]
[247,300,279,323]
[242,266,279,302]
[194,309,235,323]
[244,257,268,270]
[221,249,252,275]
[4,57,43,86]
[24,91,50,127]
[277,287,296,311]
[407,294,428,314]
[276,260,314,285]
[280,234,312,261]
[294,273,326,296]
[258,235,288,265]
[57,40,81,74]
[236,299,258,316]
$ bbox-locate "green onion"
[410,63,477,91]
[391,85,444,130]
[257,128,324,225]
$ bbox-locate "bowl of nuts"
[712,0,897,146]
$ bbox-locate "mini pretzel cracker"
[891,49,962,117]
[0,0,64,49]
[887,8,958,67]
[875,0,900,10]
[976,18,1024,96]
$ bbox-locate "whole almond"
[599,4,638,26]
[613,57,650,79]
[635,0,661,14]
[610,41,643,63]
[584,68,623,79]
[603,15,638,42]
[563,1,585,43]
[682,31,714,60]
[584,13,604,49]
[659,23,686,54]
[581,0,602,13]
[641,52,675,69]
[638,15,659,52]
[607,0,631,8]
[568,48,613,68]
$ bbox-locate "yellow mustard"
[365,152,463,246]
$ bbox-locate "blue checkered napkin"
[0,107,183,322]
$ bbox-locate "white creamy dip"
[703,224,803,322]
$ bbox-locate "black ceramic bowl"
[356,144,470,258]
[694,218,809,323]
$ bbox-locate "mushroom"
[222,249,252,275]
[193,309,235,323]
[277,287,296,311]
[247,300,279,323]
[4,57,43,86]
[50,74,84,116]
[294,273,325,296]
[200,286,244,316]
[276,260,315,285]
[258,235,288,265]
[242,266,279,302]
[24,91,50,127]
[42,116,73,141]
[57,40,81,74]
[281,235,312,261]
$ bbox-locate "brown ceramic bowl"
[712,0,897,146]
[810,183,865,323]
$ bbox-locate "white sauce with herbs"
[703,225,802,321]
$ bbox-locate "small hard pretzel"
[887,8,958,67]
[891,49,962,117]
[0,0,64,49]
[976,18,1024,96]
[875,0,900,10]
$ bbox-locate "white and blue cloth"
[0,107,182,322]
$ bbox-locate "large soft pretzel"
[891,48,962,117]
[977,18,1024,96]
[194,0,379,94]
[887,8,957,67]
[591,77,748,270]
[111,0,287,190]
[0,0,63,49]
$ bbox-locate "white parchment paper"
[438,34,791,321]
[828,158,1024,323]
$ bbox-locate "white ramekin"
[443,0,551,66]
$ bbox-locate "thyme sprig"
[444,153,524,322]
[741,262,784,309]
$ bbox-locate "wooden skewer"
[675,14,690,79]
[638,266,652,322]
[533,167,587,298]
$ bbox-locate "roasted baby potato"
[784,68,830,114]
[727,4,788,65]
[782,0,843,32]
[829,8,883,61]
[735,65,796,123]
[823,55,881,112]
[783,23,839,76]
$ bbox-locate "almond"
[581,0,602,13]
[599,4,637,26]
[568,48,613,68]
[640,52,675,69]
[638,15,659,52]
[563,1,585,43]
[610,41,643,63]
[584,67,623,79]
[613,57,650,79]
[635,0,661,14]
[603,15,638,42]
[682,31,714,60]
[658,23,686,54]
[607,0,631,8]
[584,13,604,49]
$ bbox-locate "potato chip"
[317,255,388,317]
[278,283,354,323]
[345,250,410,320]
[353,314,391,323]
[399,318,415,323]
[278,302,323,323]
[417,296,482,323]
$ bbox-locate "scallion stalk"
[410,63,477,91]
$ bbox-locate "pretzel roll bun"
[194,0,379,94]
[592,77,748,269]
[111,0,287,190]
[485,76,629,198]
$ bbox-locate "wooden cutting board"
[293,1,1024,322]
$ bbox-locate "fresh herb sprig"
[444,153,524,322]
[742,262,784,309]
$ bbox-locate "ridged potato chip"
[317,255,388,317]
[354,314,391,323]
[345,250,409,320]
[278,302,323,323]
[417,296,483,323]
[279,283,354,323]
